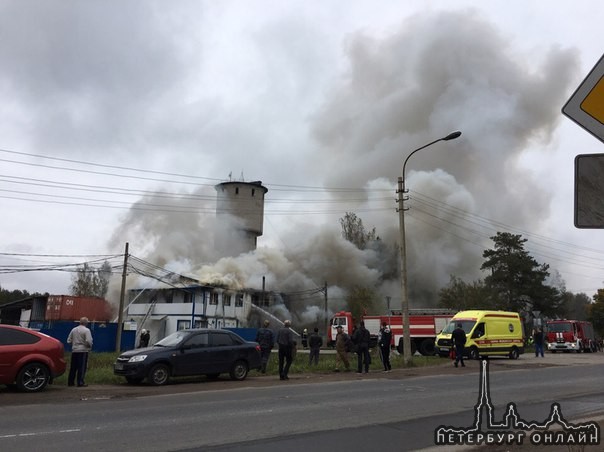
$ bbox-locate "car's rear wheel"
[125,376,144,384]
[148,363,170,386]
[229,360,249,381]
[16,362,50,392]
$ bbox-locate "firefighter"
[301,328,308,348]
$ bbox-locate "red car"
[0,324,67,392]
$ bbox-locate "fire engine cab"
[328,309,455,356]
[546,320,597,353]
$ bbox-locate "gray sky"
[1,1,603,311]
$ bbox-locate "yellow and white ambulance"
[435,310,525,359]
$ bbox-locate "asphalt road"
[1,352,603,451]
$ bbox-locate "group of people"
[257,319,395,379]
[333,320,392,373]
[255,320,324,380]
[69,317,552,387]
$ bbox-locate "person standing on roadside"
[308,327,323,365]
[67,317,93,387]
[334,325,350,372]
[353,320,371,373]
[255,320,275,373]
[533,328,545,358]
[451,323,467,368]
[378,322,392,372]
[276,320,294,380]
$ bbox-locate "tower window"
[235,187,239,194]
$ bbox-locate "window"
[472,323,485,339]
[223,294,231,306]
[235,187,239,194]
[210,292,219,305]
[0,329,41,346]
[235,294,244,307]
[548,323,572,333]
[252,188,255,196]
[177,320,204,331]
[177,320,190,331]
[184,332,209,348]
[211,332,235,346]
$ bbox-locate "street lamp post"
[398,131,461,365]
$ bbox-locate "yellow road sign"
[563,54,604,143]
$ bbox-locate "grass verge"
[56,348,446,385]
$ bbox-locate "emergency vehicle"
[328,309,455,356]
[435,310,525,359]
[546,320,597,353]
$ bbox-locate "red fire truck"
[328,309,455,356]
[546,320,598,353]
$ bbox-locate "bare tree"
[339,212,376,250]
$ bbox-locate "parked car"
[0,324,67,392]
[114,328,262,385]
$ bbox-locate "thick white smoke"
[108,10,580,325]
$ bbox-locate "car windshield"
[154,331,189,347]
[548,323,572,333]
[332,317,347,327]
[442,320,476,334]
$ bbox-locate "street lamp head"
[443,131,462,141]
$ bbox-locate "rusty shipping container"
[45,295,113,322]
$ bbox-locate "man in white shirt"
[67,317,93,387]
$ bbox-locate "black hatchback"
[114,329,262,385]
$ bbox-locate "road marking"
[0,429,80,439]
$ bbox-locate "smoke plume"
[109,10,579,326]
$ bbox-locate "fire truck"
[328,309,455,356]
[546,320,598,353]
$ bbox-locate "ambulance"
[435,310,525,359]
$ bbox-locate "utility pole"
[323,282,328,336]
[115,242,129,353]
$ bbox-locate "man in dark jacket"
[255,320,274,373]
[451,323,467,368]
[352,320,371,373]
[533,328,545,358]
[308,327,323,365]
[276,320,294,380]
[378,322,392,372]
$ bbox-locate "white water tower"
[214,180,268,256]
